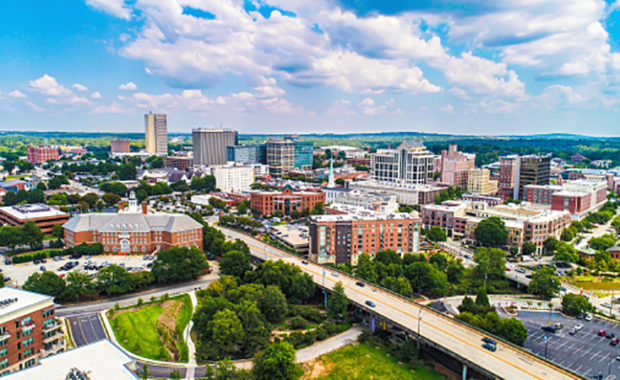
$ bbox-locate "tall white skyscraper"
[145,113,168,155]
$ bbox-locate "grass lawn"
[304,340,446,380]
[109,295,192,362]
[566,275,620,291]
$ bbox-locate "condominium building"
[309,204,421,265]
[266,136,313,178]
[227,144,266,164]
[164,156,193,171]
[0,287,66,376]
[551,179,608,220]
[440,144,475,188]
[204,163,264,193]
[370,141,435,185]
[498,155,519,200]
[523,184,562,206]
[63,192,203,254]
[0,204,69,235]
[421,200,469,238]
[467,168,498,195]
[324,189,399,214]
[110,139,130,155]
[144,113,168,155]
[250,185,325,216]
[518,155,551,200]
[192,128,237,167]
[26,146,59,164]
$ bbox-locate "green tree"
[404,261,448,298]
[21,221,44,250]
[473,247,506,283]
[52,224,64,240]
[207,309,245,359]
[289,272,315,304]
[562,293,594,316]
[354,253,377,283]
[117,163,137,180]
[23,271,66,300]
[528,267,560,300]
[102,192,121,206]
[521,241,537,256]
[543,236,558,254]
[426,226,447,242]
[220,250,251,279]
[138,364,151,380]
[475,287,490,308]
[151,246,208,284]
[237,201,248,215]
[474,217,508,247]
[258,285,288,323]
[497,317,529,346]
[252,342,302,380]
[553,242,579,263]
[96,264,133,296]
[169,369,182,380]
[171,180,190,192]
[65,270,95,302]
[0,226,23,252]
[327,282,348,320]
[48,175,69,189]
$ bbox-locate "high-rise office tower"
[144,113,168,155]
[265,136,314,178]
[518,155,551,200]
[370,141,435,185]
[192,128,238,166]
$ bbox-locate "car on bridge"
[482,342,496,352]
[482,337,497,345]
[365,300,376,308]
[356,281,365,287]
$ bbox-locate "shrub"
[290,316,308,330]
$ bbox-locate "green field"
[109,295,191,362]
[305,341,446,380]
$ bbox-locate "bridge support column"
[462,364,467,380]
[323,290,327,308]
[371,315,375,333]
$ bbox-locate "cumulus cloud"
[118,81,137,90]
[9,90,26,99]
[72,83,88,91]
[440,104,455,114]
[86,0,131,20]
[28,74,91,105]
[91,91,102,99]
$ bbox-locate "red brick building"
[63,194,203,254]
[26,146,59,164]
[421,201,469,238]
[110,139,131,154]
[523,184,562,206]
[250,185,325,216]
[164,156,193,170]
[0,204,69,235]
[0,287,65,375]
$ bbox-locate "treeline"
[23,246,208,302]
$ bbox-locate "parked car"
[505,267,511,271]
[568,328,577,335]
[611,338,619,346]
[365,300,376,308]
[541,326,557,333]
[482,342,496,352]
[577,313,584,319]
[301,260,308,265]
[585,314,593,321]
[602,302,612,308]
[482,337,497,345]
[598,330,607,337]
[39,266,46,271]
[606,332,615,339]
[331,272,339,277]
[574,323,584,331]
[356,281,365,287]
[515,267,526,274]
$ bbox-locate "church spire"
[328,157,335,187]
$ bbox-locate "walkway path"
[184,291,198,379]
[296,326,362,363]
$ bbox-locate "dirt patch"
[155,300,184,362]
[302,359,334,379]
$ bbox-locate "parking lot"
[516,310,620,379]
[1,254,154,286]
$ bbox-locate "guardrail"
[219,226,583,380]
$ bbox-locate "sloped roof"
[64,211,202,233]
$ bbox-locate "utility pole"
[417,308,422,350]
[544,334,549,358]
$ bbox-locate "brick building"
[523,184,562,206]
[164,156,193,171]
[250,185,325,216]
[63,192,203,254]
[421,201,469,238]
[0,204,69,235]
[439,144,475,188]
[550,179,608,220]
[0,287,65,376]
[110,139,131,155]
[26,146,59,164]
[309,205,421,265]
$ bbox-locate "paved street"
[514,310,620,379]
[67,313,107,347]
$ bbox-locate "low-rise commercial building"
[421,201,469,238]
[0,204,69,235]
[250,185,325,216]
[269,224,309,254]
[523,184,562,206]
[462,193,503,206]
[64,193,203,254]
[309,204,421,265]
[164,156,193,171]
[0,287,66,376]
[551,179,607,220]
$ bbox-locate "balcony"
[42,321,62,333]
[42,332,63,344]
[40,341,66,357]
[0,331,10,340]
[20,321,35,331]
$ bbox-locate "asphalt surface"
[516,310,620,379]
[68,313,107,347]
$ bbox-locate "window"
[23,337,33,348]
[0,359,7,369]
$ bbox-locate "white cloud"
[86,0,131,20]
[9,90,26,99]
[93,102,133,114]
[28,74,91,105]
[118,81,137,90]
[72,83,88,91]
[91,91,102,99]
[440,104,455,114]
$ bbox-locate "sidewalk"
[296,326,362,363]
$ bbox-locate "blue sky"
[2,0,620,136]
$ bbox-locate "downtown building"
[110,139,131,155]
[0,204,69,235]
[204,163,267,193]
[347,179,446,205]
[144,113,168,155]
[439,144,475,188]
[497,154,551,200]
[0,287,66,376]
[309,204,421,265]
[265,135,313,178]
[63,192,203,254]
[26,146,59,164]
[250,185,325,216]
[370,141,435,185]
[467,168,498,195]
[192,128,238,167]
[227,144,267,164]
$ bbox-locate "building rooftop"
[63,212,202,233]
[312,204,418,223]
[0,287,53,323]
[0,204,68,220]
[271,224,309,247]
[4,340,137,380]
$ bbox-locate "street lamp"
[417,308,422,350]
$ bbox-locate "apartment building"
[192,128,237,167]
[370,141,435,185]
[250,185,325,216]
[0,204,69,235]
[421,201,469,238]
[523,184,562,206]
[63,192,203,254]
[498,155,519,200]
[164,156,193,171]
[204,163,263,193]
[440,144,475,188]
[309,204,421,265]
[144,113,168,155]
[266,136,313,177]
[26,146,59,164]
[324,189,399,214]
[467,168,498,195]
[0,287,66,376]
[551,179,608,220]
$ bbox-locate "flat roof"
[271,224,309,247]
[4,339,137,380]
[0,204,68,220]
[0,287,53,321]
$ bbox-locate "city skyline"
[2,1,620,136]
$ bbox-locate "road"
[219,226,580,380]
[67,313,107,346]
